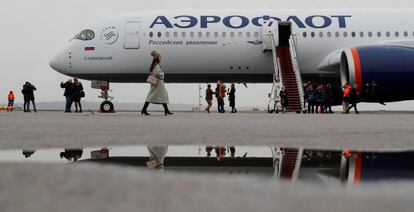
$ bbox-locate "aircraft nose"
[49,51,67,74]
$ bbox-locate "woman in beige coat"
[141,51,173,116]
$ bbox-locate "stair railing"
[289,35,305,111]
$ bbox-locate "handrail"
[289,35,305,111]
[291,148,303,181]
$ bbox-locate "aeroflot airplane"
[50,9,414,111]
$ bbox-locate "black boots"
[163,104,174,116]
[141,102,173,116]
[141,102,150,115]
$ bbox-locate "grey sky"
[1,0,413,109]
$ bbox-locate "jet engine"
[340,45,414,103]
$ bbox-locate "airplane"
[49,9,414,112]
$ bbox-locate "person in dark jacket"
[22,82,37,112]
[72,78,84,113]
[315,84,325,113]
[61,79,74,113]
[228,83,237,113]
[346,84,360,114]
[204,84,215,113]
[307,84,316,114]
[324,84,334,113]
[279,86,288,113]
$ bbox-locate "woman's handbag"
[80,91,85,98]
[146,75,158,86]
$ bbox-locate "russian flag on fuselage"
[84,47,95,51]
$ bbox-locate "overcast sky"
[1,0,413,110]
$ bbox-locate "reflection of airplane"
[80,147,414,184]
[50,9,414,112]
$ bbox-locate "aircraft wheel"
[100,101,114,113]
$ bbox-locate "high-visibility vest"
[343,86,351,97]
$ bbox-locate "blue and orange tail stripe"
[351,48,363,94]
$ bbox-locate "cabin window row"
[148,31,260,39]
[302,31,414,38]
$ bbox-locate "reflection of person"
[72,78,84,113]
[60,149,83,161]
[147,146,168,170]
[22,150,36,158]
[141,51,173,116]
[61,79,74,113]
[205,84,215,113]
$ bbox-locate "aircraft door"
[124,21,141,49]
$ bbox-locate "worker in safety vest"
[342,83,351,112]
[7,91,15,112]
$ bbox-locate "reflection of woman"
[141,51,173,116]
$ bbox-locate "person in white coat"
[141,51,173,116]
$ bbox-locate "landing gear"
[98,84,115,113]
[100,101,114,113]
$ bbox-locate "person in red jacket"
[342,83,351,112]
[7,91,15,112]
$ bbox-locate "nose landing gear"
[99,85,115,113]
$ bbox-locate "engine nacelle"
[340,45,414,103]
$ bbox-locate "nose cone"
[49,51,67,74]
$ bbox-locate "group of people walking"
[205,81,237,113]
[304,82,359,114]
[60,78,84,113]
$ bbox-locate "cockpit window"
[75,30,95,41]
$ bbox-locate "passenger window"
[303,32,307,38]
[222,32,227,38]
[149,32,154,38]
[190,32,194,38]
[404,31,408,37]
[206,32,211,38]
[254,32,259,38]
[173,32,178,38]
[238,32,243,38]
[343,32,348,37]
[319,32,323,37]
[198,32,203,38]
[351,32,356,37]
[386,31,390,37]
[327,32,332,38]
[157,32,162,38]
[214,32,219,38]
[182,31,186,37]
[165,32,170,38]
[359,32,364,37]
[377,31,381,37]
[246,32,251,38]
[395,31,399,37]
[368,31,373,37]
[310,32,315,37]
[335,31,340,37]
[230,32,235,38]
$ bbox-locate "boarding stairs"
[272,147,303,181]
[264,21,305,113]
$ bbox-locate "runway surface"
[1,111,414,150]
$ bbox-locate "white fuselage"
[50,9,414,83]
